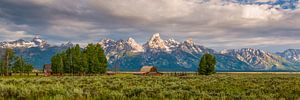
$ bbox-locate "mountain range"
[0,33,300,71]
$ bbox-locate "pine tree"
[73,44,81,74]
[0,61,2,76]
[96,44,107,74]
[198,53,216,75]
[12,56,25,75]
[84,44,95,74]
[24,64,33,76]
[11,56,33,76]
[80,53,88,75]
[51,53,65,75]
[51,54,58,74]
[1,48,15,76]
[57,54,64,75]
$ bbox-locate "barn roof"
[140,66,157,72]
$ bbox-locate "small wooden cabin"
[43,64,52,76]
[134,66,161,75]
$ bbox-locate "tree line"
[51,44,108,75]
[0,48,33,76]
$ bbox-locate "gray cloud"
[0,0,299,52]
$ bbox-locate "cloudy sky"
[0,0,299,52]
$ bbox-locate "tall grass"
[0,74,299,99]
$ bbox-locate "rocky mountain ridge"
[0,33,299,71]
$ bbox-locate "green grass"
[0,73,299,99]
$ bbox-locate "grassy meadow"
[0,73,299,99]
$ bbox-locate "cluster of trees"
[198,53,216,75]
[51,44,107,75]
[0,48,33,76]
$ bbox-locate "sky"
[0,0,299,52]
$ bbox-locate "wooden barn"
[134,66,161,75]
[43,64,52,76]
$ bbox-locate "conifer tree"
[73,44,82,74]
[51,54,58,74]
[51,43,108,75]
[80,53,88,75]
[11,56,33,76]
[1,48,15,76]
[23,64,33,76]
[12,56,25,75]
[96,44,107,74]
[198,53,216,75]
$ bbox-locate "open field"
[0,73,300,99]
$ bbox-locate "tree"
[73,44,82,74]
[50,43,108,75]
[23,64,33,76]
[198,53,216,75]
[12,56,33,76]
[1,48,15,76]
[12,56,25,75]
[96,44,107,74]
[79,53,88,75]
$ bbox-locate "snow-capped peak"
[165,38,180,49]
[144,33,170,52]
[32,35,47,48]
[184,38,195,45]
[61,41,74,48]
[0,35,48,48]
[99,38,116,49]
[127,37,144,52]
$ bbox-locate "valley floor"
[0,73,299,99]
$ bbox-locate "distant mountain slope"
[277,49,300,62]
[14,46,70,68]
[221,48,297,71]
[0,37,73,69]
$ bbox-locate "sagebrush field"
[0,73,300,99]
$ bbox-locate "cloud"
[0,0,299,52]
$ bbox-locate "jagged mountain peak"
[127,37,144,52]
[100,38,115,43]
[32,35,47,48]
[165,38,180,49]
[99,38,116,49]
[148,33,164,44]
[184,38,195,45]
[127,37,135,42]
[166,38,179,43]
[144,33,170,52]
